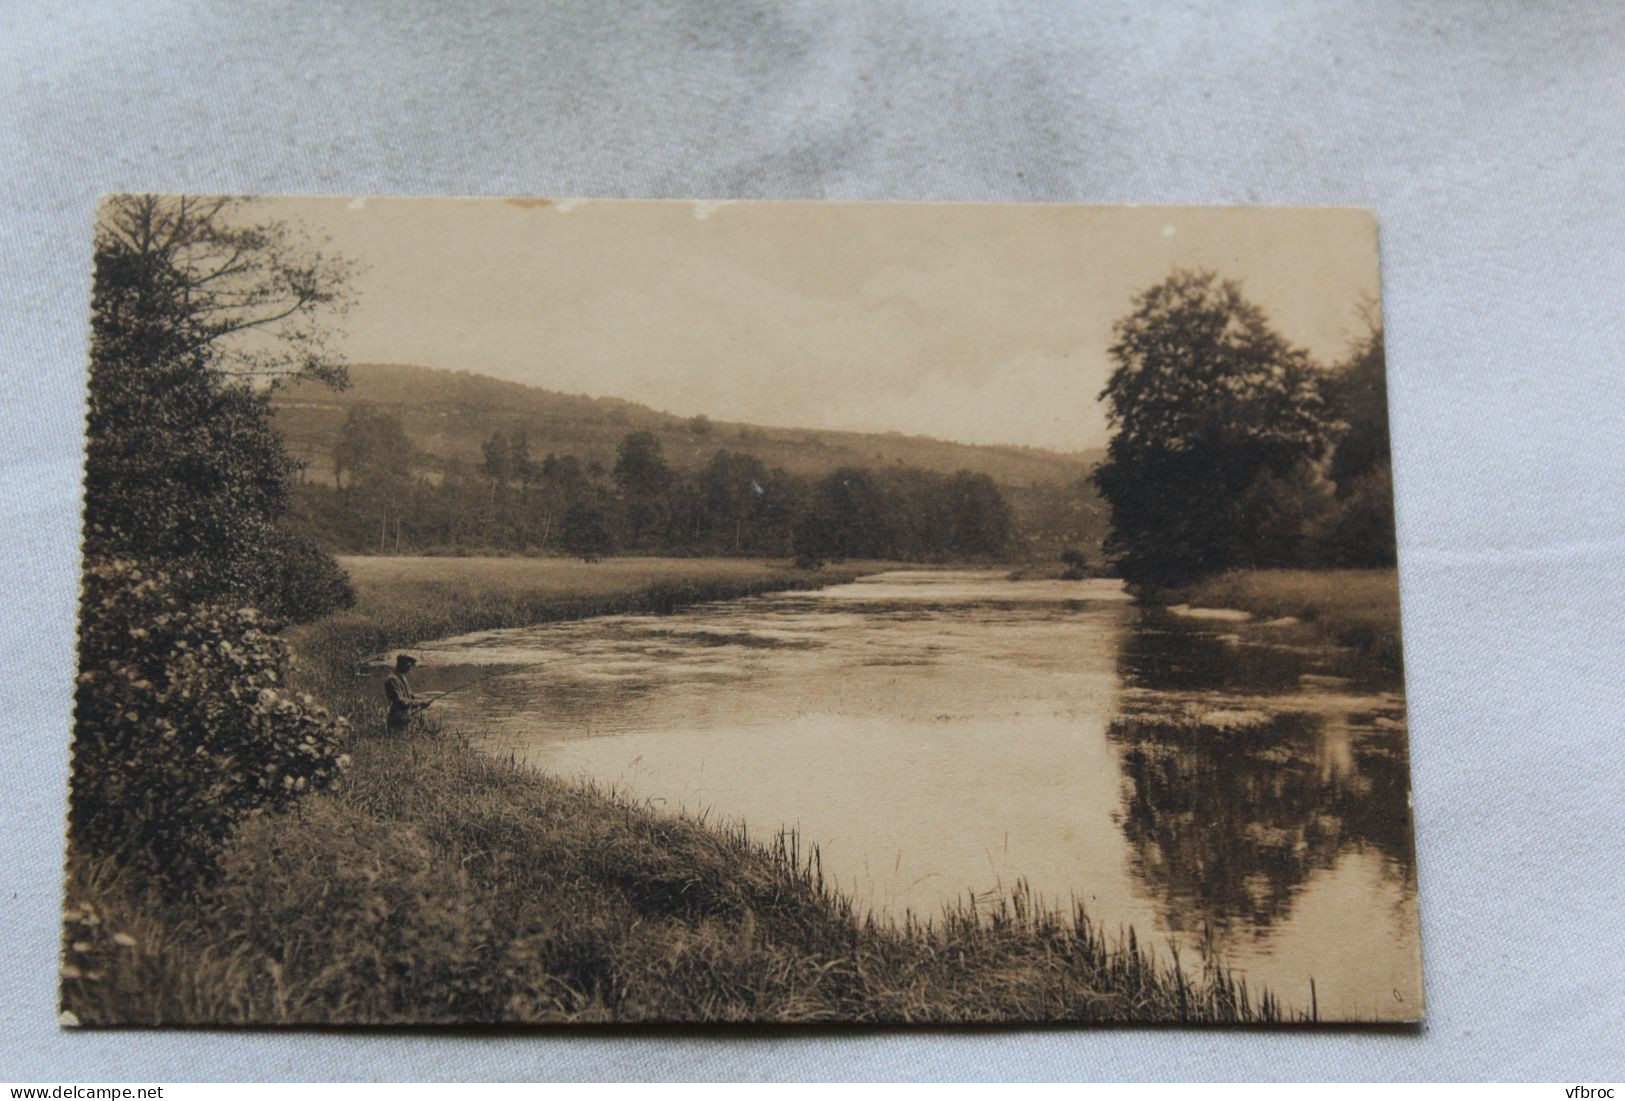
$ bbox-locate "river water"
[408,569,1421,1021]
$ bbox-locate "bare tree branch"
[94,194,356,391]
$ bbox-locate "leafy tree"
[251,526,361,623]
[333,410,414,553]
[1093,270,1332,587]
[873,467,946,558]
[93,195,351,387]
[296,419,1030,566]
[1321,320,1390,494]
[541,452,586,484]
[1319,319,1398,566]
[700,449,769,552]
[334,406,412,489]
[792,512,837,569]
[1234,462,1340,567]
[815,467,888,559]
[612,431,673,497]
[750,466,804,556]
[509,431,534,492]
[560,501,614,561]
[480,431,514,487]
[85,347,298,601]
[613,431,674,548]
[945,470,1012,556]
[85,194,355,616]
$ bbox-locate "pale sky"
[258,197,1381,452]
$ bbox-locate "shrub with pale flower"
[71,558,350,886]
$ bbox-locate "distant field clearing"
[338,554,811,606]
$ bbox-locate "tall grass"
[62,555,1308,1025]
[64,732,1301,1024]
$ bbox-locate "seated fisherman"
[384,654,431,733]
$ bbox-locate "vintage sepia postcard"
[65,197,1419,1026]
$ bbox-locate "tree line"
[1093,269,1397,589]
[296,415,1015,565]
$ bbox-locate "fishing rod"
[420,657,552,707]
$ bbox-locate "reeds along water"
[686,815,1305,1024]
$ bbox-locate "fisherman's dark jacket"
[384,672,417,728]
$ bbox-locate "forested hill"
[273,363,1098,490]
[272,363,1106,561]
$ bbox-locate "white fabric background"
[2,0,1621,1082]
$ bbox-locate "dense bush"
[70,558,350,886]
[560,501,615,561]
[245,526,357,623]
[1321,463,1398,568]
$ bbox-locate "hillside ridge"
[273,362,1102,489]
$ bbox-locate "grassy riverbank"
[63,555,1301,1025]
[65,730,1292,1024]
[1159,568,1404,672]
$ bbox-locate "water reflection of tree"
[1109,714,1415,936]
[1118,620,1322,696]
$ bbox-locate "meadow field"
[337,554,858,622]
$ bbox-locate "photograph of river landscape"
[65,197,1419,1026]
